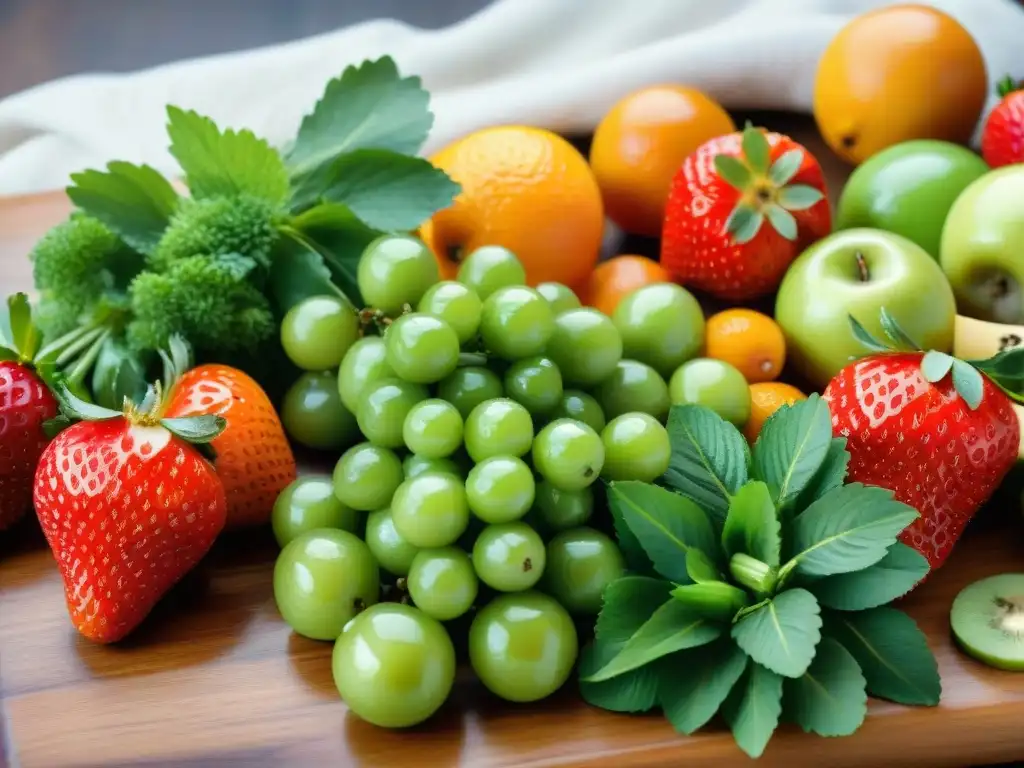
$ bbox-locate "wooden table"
[3,119,1024,768]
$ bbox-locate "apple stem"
[855,251,870,282]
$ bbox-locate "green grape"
[468,591,578,702]
[337,336,394,413]
[472,521,546,592]
[407,547,478,621]
[669,358,751,427]
[332,602,455,728]
[332,442,404,511]
[595,359,671,421]
[403,454,464,480]
[272,475,360,548]
[402,399,464,458]
[479,286,555,360]
[535,282,581,315]
[532,418,604,491]
[504,356,563,416]
[533,480,593,533]
[613,283,705,377]
[465,456,535,524]
[418,280,482,344]
[542,527,625,615]
[384,313,460,385]
[456,245,526,299]
[282,371,359,451]
[273,529,379,641]
[601,412,672,482]
[365,508,419,576]
[436,366,504,419]
[545,308,622,386]
[280,295,359,372]
[356,378,428,449]
[391,473,469,548]
[357,234,439,314]
[464,398,534,462]
[550,390,606,433]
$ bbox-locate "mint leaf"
[824,607,940,706]
[66,161,178,254]
[610,492,654,575]
[288,203,382,305]
[659,640,748,734]
[578,640,659,713]
[268,229,344,314]
[784,483,918,579]
[286,56,432,180]
[663,404,750,527]
[721,480,780,567]
[722,662,783,759]
[686,548,721,583]
[166,106,289,206]
[671,582,750,622]
[793,437,849,512]
[811,542,929,611]
[751,394,832,510]
[609,481,717,583]
[784,636,867,736]
[731,588,821,678]
[593,575,673,644]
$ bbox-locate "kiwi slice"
[950,574,1024,671]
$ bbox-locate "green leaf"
[951,358,984,410]
[776,182,824,209]
[722,662,783,759]
[731,588,822,678]
[732,210,764,244]
[741,125,771,174]
[663,404,750,528]
[751,394,832,510]
[721,480,780,567]
[784,636,867,736]
[824,607,940,706]
[610,492,655,575]
[919,351,954,384]
[90,335,149,411]
[811,542,929,611]
[765,204,797,240]
[0,347,17,363]
[793,437,850,513]
[66,161,178,254]
[160,415,227,444]
[658,639,748,734]
[848,314,890,353]
[286,56,433,180]
[768,149,803,185]
[166,106,290,206]
[55,381,122,422]
[268,229,345,314]
[784,483,919,578]
[671,582,750,622]
[593,576,674,644]
[6,293,38,360]
[713,155,753,191]
[686,548,721,583]
[878,306,922,351]
[609,481,718,583]
[578,640,659,713]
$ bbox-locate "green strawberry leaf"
[731,588,822,678]
[686,548,721,584]
[671,581,750,622]
[751,394,832,511]
[731,209,765,244]
[810,542,929,611]
[6,293,39,360]
[721,480,781,567]
[741,124,771,174]
[722,662,783,759]
[951,357,984,410]
[765,204,797,241]
[792,437,850,514]
[776,182,823,210]
[848,314,891,353]
[658,639,748,734]
[90,334,150,411]
[0,347,17,363]
[713,155,753,191]
[54,381,122,422]
[160,414,228,444]
[783,636,868,736]
[768,149,803,186]
[578,640,659,713]
[878,306,922,351]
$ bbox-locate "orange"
[813,5,987,165]
[575,255,674,317]
[420,126,604,287]
[705,308,786,384]
[590,85,736,237]
[744,382,807,443]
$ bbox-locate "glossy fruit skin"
[590,85,736,237]
[480,286,555,360]
[612,282,704,378]
[504,356,563,416]
[0,362,57,531]
[391,473,469,548]
[595,359,670,422]
[281,371,359,451]
[464,398,534,462]
[454,245,527,299]
[402,399,464,458]
[545,308,623,387]
[576,255,674,318]
[357,378,428,449]
[660,130,831,301]
[542,527,625,615]
[364,508,419,577]
[357,234,440,314]
[601,412,671,482]
[472,522,547,592]
[532,418,605,491]
[550,390,606,434]
[436,366,504,419]
[813,5,987,165]
[468,591,578,702]
[407,547,478,621]
[385,313,460,385]
[466,456,535,524]
[337,336,394,413]
[33,418,227,643]
[823,353,1019,571]
[669,359,750,428]
[418,280,483,344]
[280,295,359,372]
[776,228,956,389]
[533,481,593,532]
[333,442,404,511]
[704,308,786,384]
[272,475,359,548]
[982,86,1024,169]
[403,454,463,480]
[535,282,581,315]
[332,602,455,728]
[421,126,604,287]
[744,382,807,444]
[167,364,297,528]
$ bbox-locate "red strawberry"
[660,123,831,301]
[33,383,227,643]
[823,311,1022,572]
[981,76,1024,169]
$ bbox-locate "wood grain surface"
[3,118,1024,768]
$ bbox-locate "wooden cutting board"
[3,116,1024,768]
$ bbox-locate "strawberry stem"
[997,75,1022,99]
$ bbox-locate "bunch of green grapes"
[271,236,706,730]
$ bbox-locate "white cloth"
[0,0,1021,196]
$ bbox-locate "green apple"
[940,165,1024,323]
[775,228,956,389]
[836,140,988,260]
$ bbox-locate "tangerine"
[744,382,807,444]
[705,308,786,384]
[575,255,674,317]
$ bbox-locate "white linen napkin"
[0,0,1021,197]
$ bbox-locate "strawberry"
[981,76,1024,169]
[823,310,1023,572]
[660,123,831,301]
[33,381,228,643]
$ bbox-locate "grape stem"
[457,352,488,368]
